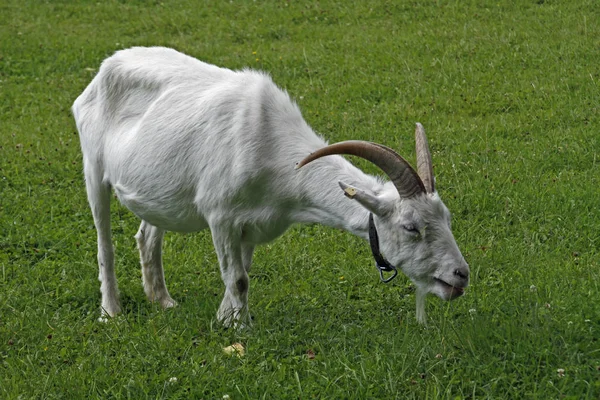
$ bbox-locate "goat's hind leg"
[135,221,176,309]
[84,161,121,319]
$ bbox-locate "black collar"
[368,213,398,283]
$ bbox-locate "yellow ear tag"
[344,187,357,198]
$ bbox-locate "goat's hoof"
[99,304,121,322]
[98,311,122,323]
[225,321,251,331]
[217,310,252,330]
[160,297,178,309]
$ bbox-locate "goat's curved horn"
[296,140,425,199]
[415,123,434,193]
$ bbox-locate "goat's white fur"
[73,47,468,325]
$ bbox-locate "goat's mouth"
[434,278,465,300]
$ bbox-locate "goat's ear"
[338,181,392,216]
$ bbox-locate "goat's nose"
[454,267,469,280]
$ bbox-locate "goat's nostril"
[454,268,469,279]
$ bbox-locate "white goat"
[73,46,469,326]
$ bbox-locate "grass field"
[1,0,599,398]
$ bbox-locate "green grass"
[1,0,599,398]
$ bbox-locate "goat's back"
[73,47,327,234]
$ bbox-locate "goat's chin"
[432,278,465,301]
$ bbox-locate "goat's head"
[296,123,469,322]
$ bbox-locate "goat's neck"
[293,156,385,241]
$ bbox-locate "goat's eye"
[402,224,419,234]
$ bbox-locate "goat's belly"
[240,213,293,245]
[113,183,208,233]
[135,211,208,233]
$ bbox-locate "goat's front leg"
[211,226,250,328]
[135,221,176,309]
[415,286,428,325]
[242,243,255,273]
